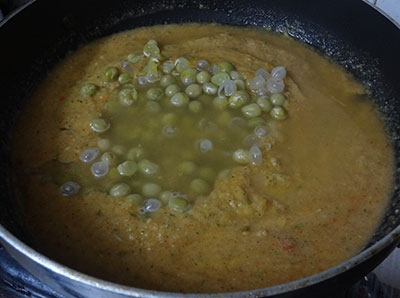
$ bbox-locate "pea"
[242,103,262,118]
[160,191,174,204]
[212,96,228,110]
[109,183,130,197]
[165,84,180,97]
[170,92,189,107]
[103,67,119,82]
[180,68,198,85]
[160,74,175,87]
[80,83,97,96]
[101,152,117,166]
[202,82,218,95]
[146,87,163,101]
[248,117,266,128]
[119,88,138,106]
[142,183,161,197]
[217,169,231,180]
[189,101,202,113]
[185,84,202,98]
[233,149,250,164]
[143,40,161,58]
[103,101,119,114]
[97,138,110,151]
[126,194,143,206]
[229,91,250,109]
[217,61,234,73]
[146,101,161,113]
[161,113,178,125]
[168,196,190,212]
[117,160,138,176]
[196,71,211,84]
[178,161,197,175]
[138,159,160,176]
[112,145,126,156]
[257,96,273,112]
[270,93,286,106]
[90,118,110,133]
[127,53,143,63]
[190,178,210,195]
[234,79,246,90]
[270,106,288,120]
[199,167,216,182]
[211,72,230,86]
[126,147,145,161]
[118,73,132,84]
[175,57,190,73]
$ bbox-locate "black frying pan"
[0,0,400,297]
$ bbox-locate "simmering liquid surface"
[12,24,393,293]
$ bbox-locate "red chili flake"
[58,96,65,102]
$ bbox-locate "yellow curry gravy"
[12,24,393,293]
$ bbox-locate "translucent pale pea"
[165,84,180,97]
[168,196,190,212]
[181,68,198,85]
[196,71,211,84]
[188,101,202,113]
[233,149,251,164]
[138,159,160,176]
[79,148,99,163]
[97,138,111,151]
[101,152,117,166]
[59,181,80,197]
[170,92,189,107]
[270,93,286,106]
[185,84,202,98]
[142,183,162,197]
[256,96,273,112]
[211,72,230,86]
[126,194,144,206]
[80,83,97,96]
[203,82,218,95]
[117,161,138,176]
[90,118,110,133]
[110,183,130,197]
[141,199,162,213]
[228,91,250,109]
[126,147,145,161]
[270,106,288,120]
[190,178,210,195]
[160,75,175,87]
[242,103,262,118]
[198,139,213,153]
[91,161,109,178]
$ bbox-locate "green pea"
[165,84,180,97]
[143,40,161,58]
[228,90,250,109]
[189,101,202,113]
[185,84,202,98]
[117,160,138,176]
[170,92,189,107]
[168,196,190,212]
[180,68,198,85]
[160,75,175,87]
[118,73,132,84]
[202,82,218,95]
[112,145,126,156]
[257,96,273,112]
[109,183,130,197]
[161,113,178,125]
[80,83,97,96]
[199,167,216,182]
[119,88,138,106]
[146,101,161,113]
[90,118,110,133]
[146,87,163,101]
[211,72,230,86]
[101,152,117,166]
[103,101,119,114]
[234,79,246,90]
[233,149,250,164]
[142,183,161,197]
[175,57,190,73]
[138,159,160,176]
[196,71,211,84]
[126,194,143,206]
[217,169,231,180]
[190,178,210,195]
[270,106,288,120]
[160,191,173,204]
[212,96,228,110]
[127,53,143,63]
[197,94,213,104]
[242,103,262,118]
[178,161,197,175]
[217,61,234,73]
[270,93,286,106]
[126,147,145,161]
[248,117,266,128]
[103,67,119,82]
[97,138,110,151]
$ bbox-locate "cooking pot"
[1,0,400,297]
